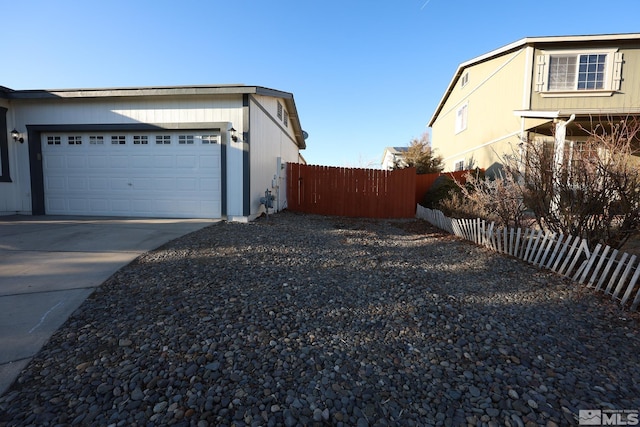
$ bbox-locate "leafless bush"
[441,168,529,229]
[505,116,640,249]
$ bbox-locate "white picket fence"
[416,205,640,311]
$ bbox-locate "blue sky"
[2,0,639,167]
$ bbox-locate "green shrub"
[420,175,460,209]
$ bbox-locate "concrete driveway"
[0,215,216,396]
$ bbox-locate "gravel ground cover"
[1,211,639,427]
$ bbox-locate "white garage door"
[42,131,222,218]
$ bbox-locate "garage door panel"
[176,156,198,168]
[42,131,222,218]
[133,177,176,191]
[68,198,88,211]
[68,178,88,191]
[109,177,133,190]
[46,198,67,212]
[88,178,109,190]
[45,155,66,169]
[175,178,198,191]
[88,157,109,168]
[109,156,130,168]
[111,199,131,212]
[198,154,220,169]
[154,156,174,167]
[90,199,110,211]
[66,156,86,169]
[130,156,155,168]
[45,177,66,190]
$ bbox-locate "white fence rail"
[416,205,640,311]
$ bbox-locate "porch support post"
[551,114,575,214]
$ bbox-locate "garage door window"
[47,136,61,145]
[178,135,194,145]
[111,135,126,145]
[133,135,149,145]
[200,135,219,144]
[156,135,171,145]
[68,136,82,145]
[90,136,104,145]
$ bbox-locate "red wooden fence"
[287,163,417,218]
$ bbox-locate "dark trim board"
[243,94,251,217]
[0,107,11,182]
[26,122,228,217]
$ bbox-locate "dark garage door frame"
[26,122,229,217]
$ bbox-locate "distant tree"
[393,132,444,174]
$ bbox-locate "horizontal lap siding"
[287,164,416,218]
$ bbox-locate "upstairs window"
[455,102,468,134]
[548,54,607,90]
[277,102,283,120]
[461,72,469,88]
[536,49,623,95]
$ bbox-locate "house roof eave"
[5,83,308,150]
[428,33,640,128]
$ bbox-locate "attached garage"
[41,131,221,218]
[1,85,307,221]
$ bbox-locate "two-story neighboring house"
[429,33,640,174]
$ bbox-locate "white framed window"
[178,135,195,145]
[277,102,283,120]
[536,49,623,95]
[133,135,148,145]
[111,135,126,145]
[67,136,82,145]
[47,136,61,145]
[454,159,465,172]
[89,136,104,145]
[284,111,289,127]
[155,135,171,145]
[455,102,468,134]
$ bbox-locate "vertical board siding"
[286,163,416,218]
[416,205,640,312]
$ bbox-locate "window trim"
[461,71,469,88]
[536,48,621,97]
[453,159,465,172]
[455,102,468,134]
[0,107,11,182]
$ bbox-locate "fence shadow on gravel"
[416,205,640,312]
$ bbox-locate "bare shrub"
[440,168,529,229]
[505,116,640,249]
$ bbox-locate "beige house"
[429,33,640,174]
